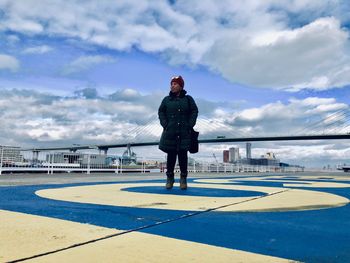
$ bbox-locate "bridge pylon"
[98,147,108,155]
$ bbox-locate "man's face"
[171,81,182,94]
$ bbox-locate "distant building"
[0,146,23,164]
[263,152,276,159]
[229,147,240,163]
[240,151,280,166]
[223,150,229,163]
[222,146,299,168]
[246,143,252,159]
[242,158,280,166]
[105,156,119,166]
[46,152,106,165]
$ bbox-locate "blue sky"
[0,0,350,167]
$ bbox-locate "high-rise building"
[223,150,229,163]
[0,146,23,164]
[246,142,252,159]
[229,147,240,163]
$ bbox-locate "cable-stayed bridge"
[25,107,350,153]
[26,134,350,153]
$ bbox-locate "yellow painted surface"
[28,231,293,263]
[0,210,120,262]
[218,188,349,212]
[0,209,294,263]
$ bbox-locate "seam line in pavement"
[8,189,289,263]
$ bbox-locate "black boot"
[180,173,187,190]
[165,172,174,189]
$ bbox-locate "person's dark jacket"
[158,90,198,153]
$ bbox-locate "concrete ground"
[1,172,350,262]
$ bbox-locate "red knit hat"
[171,75,184,88]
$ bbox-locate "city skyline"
[0,1,350,167]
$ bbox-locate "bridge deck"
[24,134,350,151]
[1,172,350,262]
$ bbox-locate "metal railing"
[0,150,304,175]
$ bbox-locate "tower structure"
[229,147,240,163]
[246,142,252,159]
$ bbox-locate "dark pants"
[166,150,188,176]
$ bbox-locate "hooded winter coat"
[158,90,198,153]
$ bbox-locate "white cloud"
[2,1,350,90]
[0,54,20,72]
[1,17,43,34]
[62,55,115,75]
[204,17,350,91]
[22,45,53,54]
[0,89,162,146]
[225,97,349,136]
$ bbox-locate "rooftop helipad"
[1,172,350,262]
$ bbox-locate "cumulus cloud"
[207,97,350,138]
[109,89,140,101]
[205,17,350,90]
[74,87,99,99]
[0,88,164,148]
[22,45,53,54]
[1,0,350,90]
[0,54,19,72]
[2,18,43,34]
[62,55,116,75]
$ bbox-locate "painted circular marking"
[36,178,350,212]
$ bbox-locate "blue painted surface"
[0,181,189,230]
[124,186,265,197]
[0,177,350,262]
[234,180,290,187]
[142,186,350,263]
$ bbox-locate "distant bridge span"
[26,134,350,152]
